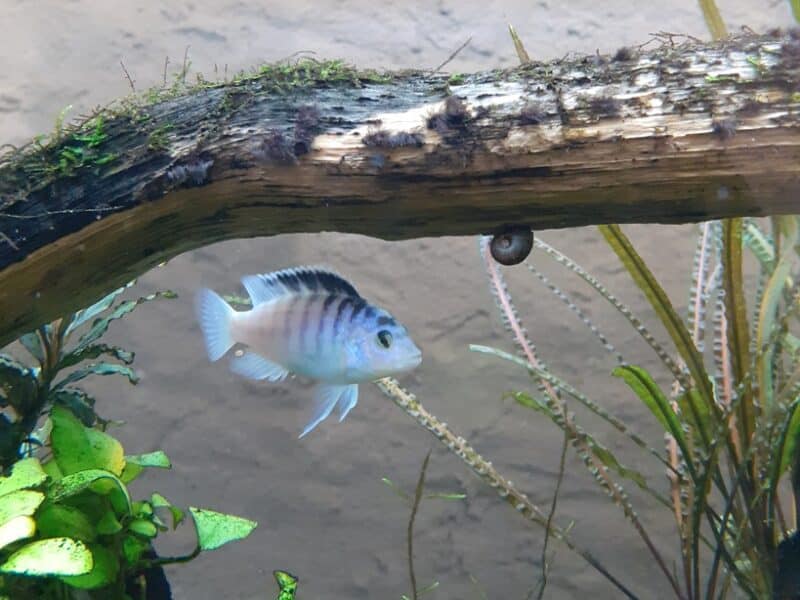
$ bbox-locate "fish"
[195,266,422,438]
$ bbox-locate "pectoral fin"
[337,385,359,422]
[299,383,358,438]
[229,352,289,382]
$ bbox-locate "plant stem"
[408,450,431,600]
[534,429,569,600]
[376,378,640,600]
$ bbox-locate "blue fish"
[195,267,422,437]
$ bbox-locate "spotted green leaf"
[50,405,125,476]
[0,457,47,498]
[274,570,298,600]
[0,538,92,576]
[59,543,119,589]
[0,490,44,528]
[0,516,35,551]
[188,507,257,551]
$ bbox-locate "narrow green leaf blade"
[57,343,134,371]
[600,224,716,441]
[66,282,133,337]
[74,290,177,351]
[54,362,138,389]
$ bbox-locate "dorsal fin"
[241,266,361,305]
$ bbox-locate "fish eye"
[376,330,393,349]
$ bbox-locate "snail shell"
[489,225,534,266]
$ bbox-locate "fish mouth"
[405,350,423,369]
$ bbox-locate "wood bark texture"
[0,30,799,346]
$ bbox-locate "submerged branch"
[0,31,799,345]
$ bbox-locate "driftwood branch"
[1,31,799,345]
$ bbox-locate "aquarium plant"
[0,281,256,599]
[469,217,799,598]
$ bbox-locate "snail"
[489,225,534,266]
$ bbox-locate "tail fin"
[195,288,235,361]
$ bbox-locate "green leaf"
[511,392,650,491]
[50,405,125,476]
[133,501,153,518]
[0,516,35,551]
[95,510,123,535]
[51,388,98,427]
[151,493,184,529]
[42,459,64,482]
[122,535,149,566]
[0,537,92,576]
[73,290,177,352]
[49,470,131,516]
[189,507,257,551]
[54,362,138,389]
[57,343,134,371]
[600,224,717,440]
[722,219,754,436]
[59,543,119,589]
[678,389,712,449]
[779,399,800,476]
[66,282,134,337]
[424,493,467,500]
[0,490,44,527]
[381,477,410,501]
[119,462,143,484]
[126,451,171,469]
[36,504,96,542]
[0,457,47,497]
[612,365,694,475]
[511,391,551,416]
[755,216,798,410]
[128,519,158,538]
[743,219,775,269]
[274,570,298,599]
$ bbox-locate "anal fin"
[229,352,289,382]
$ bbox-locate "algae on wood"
[1,31,799,346]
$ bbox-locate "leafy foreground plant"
[470,218,800,599]
[0,282,256,599]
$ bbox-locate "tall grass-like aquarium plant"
[469,217,800,599]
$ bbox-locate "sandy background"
[1,1,795,598]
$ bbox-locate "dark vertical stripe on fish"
[279,272,302,293]
[282,296,295,349]
[376,315,395,327]
[334,297,355,338]
[349,297,367,323]
[318,294,338,352]
[298,295,316,355]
